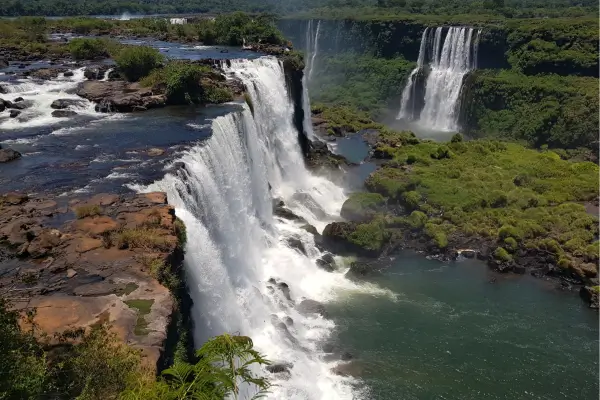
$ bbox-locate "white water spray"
[135,56,398,399]
[0,68,99,130]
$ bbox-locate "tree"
[121,334,271,400]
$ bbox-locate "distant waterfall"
[137,56,364,399]
[305,20,321,81]
[302,19,322,138]
[397,26,480,132]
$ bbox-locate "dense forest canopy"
[0,0,597,17]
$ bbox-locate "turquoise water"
[327,252,599,400]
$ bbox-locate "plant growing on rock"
[74,204,102,219]
[115,46,165,82]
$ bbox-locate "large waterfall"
[397,26,480,132]
[136,56,388,399]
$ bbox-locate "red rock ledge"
[0,191,184,368]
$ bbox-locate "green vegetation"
[68,37,110,60]
[309,54,415,117]
[141,61,234,105]
[341,192,387,221]
[115,45,165,82]
[0,0,596,18]
[461,70,599,149]
[114,227,174,251]
[125,299,154,336]
[359,135,598,278]
[74,204,102,219]
[0,298,271,400]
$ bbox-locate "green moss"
[494,247,513,262]
[124,299,154,336]
[347,218,389,253]
[174,217,187,247]
[341,192,387,221]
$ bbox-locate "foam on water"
[132,56,395,399]
[0,68,101,130]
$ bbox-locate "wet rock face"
[51,98,86,109]
[83,65,110,80]
[0,191,183,369]
[51,110,78,118]
[305,139,347,170]
[297,299,328,317]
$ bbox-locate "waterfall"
[396,26,480,132]
[397,27,429,120]
[136,56,373,399]
[305,20,321,81]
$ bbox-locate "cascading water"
[396,26,480,132]
[302,20,322,140]
[419,26,476,131]
[396,27,429,120]
[0,68,98,130]
[135,56,392,399]
[305,20,321,82]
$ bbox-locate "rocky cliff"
[0,191,187,369]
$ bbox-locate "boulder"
[147,148,165,157]
[0,148,22,163]
[300,224,319,236]
[51,110,77,118]
[51,98,86,109]
[316,253,336,272]
[9,110,20,118]
[461,250,476,259]
[274,202,303,221]
[63,70,74,77]
[30,68,60,80]
[0,101,4,113]
[297,299,327,317]
[580,286,599,309]
[305,139,347,169]
[84,65,109,80]
[266,363,293,374]
[346,261,383,279]
[8,100,32,110]
[13,97,24,102]
[286,236,307,256]
[0,58,8,68]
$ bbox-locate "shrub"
[493,247,513,262]
[407,210,428,229]
[115,46,164,82]
[450,133,463,143]
[68,38,108,60]
[142,61,233,104]
[431,145,453,160]
[348,219,389,253]
[504,237,518,252]
[114,227,173,251]
[401,191,421,210]
[498,225,522,241]
[74,204,101,219]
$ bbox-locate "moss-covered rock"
[340,193,387,222]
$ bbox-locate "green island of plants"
[326,132,598,282]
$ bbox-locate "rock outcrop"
[0,191,185,369]
[76,81,167,113]
[0,148,22,163]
